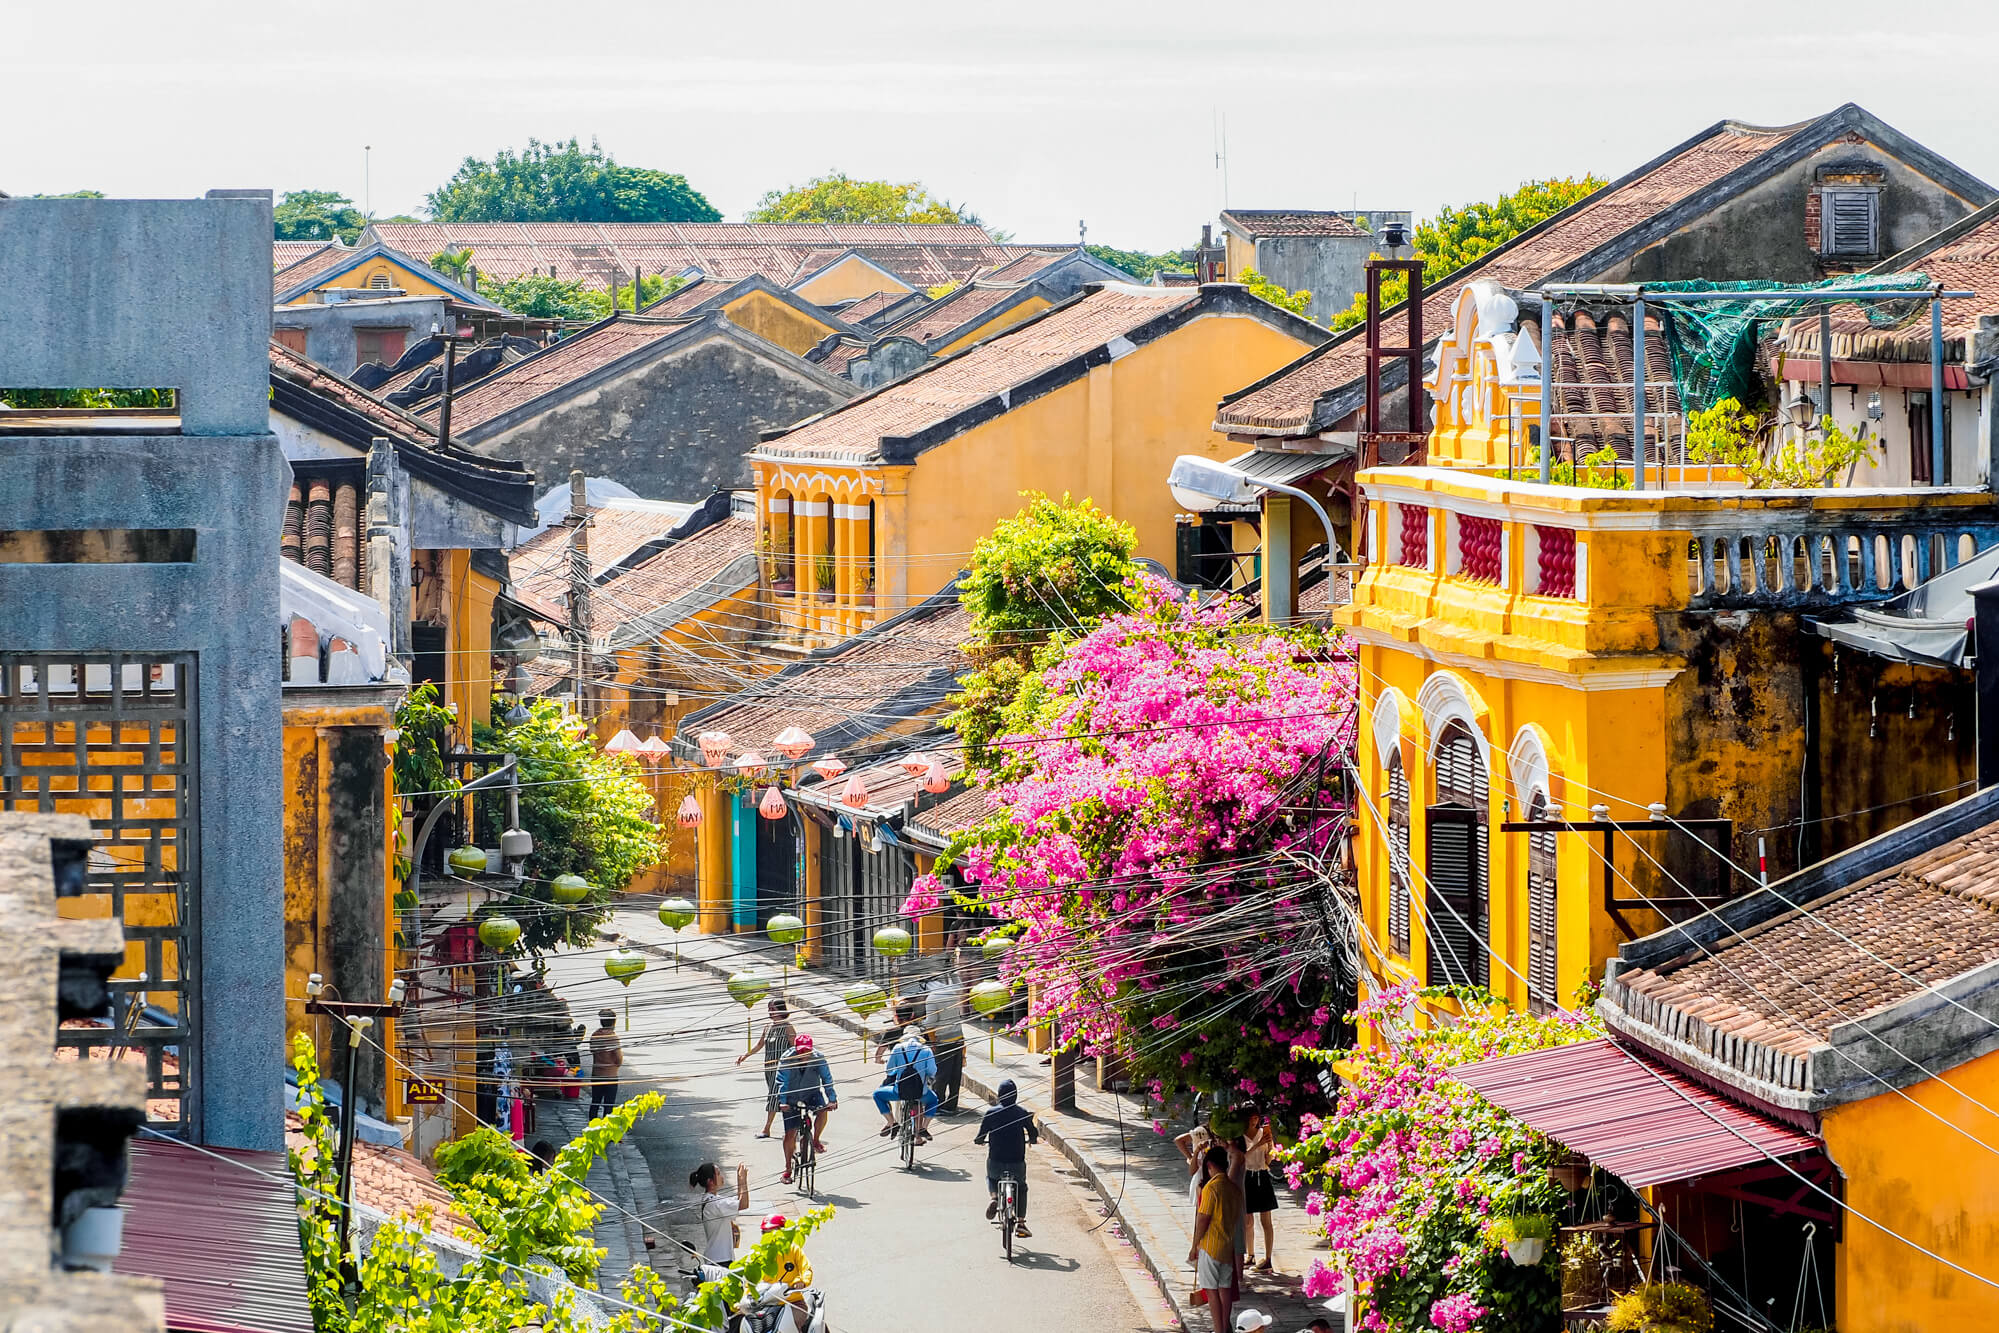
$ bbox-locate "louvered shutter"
[1824,189,1878,256]
[1426,804,1483,987]
[1526,796,1558,1012]
[1387,756,1412,956]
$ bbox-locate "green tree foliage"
[1085,244,1190,282]
[747,171,977,226]
[275,189,370,244]
[1684,395,1878,488]
[431,247,475,281]
[1328,176,1607,332]
[1240,268,1312,316]
[428,138,720,224]
[947,494,1141,768]
[0,387,173,410]
[484,271,683,322]
[29,189,105,198]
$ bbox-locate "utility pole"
[568,469,591,718]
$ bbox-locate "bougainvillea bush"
[1284,984,1602,1332]
[917,579,1359,1117]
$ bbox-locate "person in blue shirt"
[871,1025,938,1143]
[773,1034,836,1182]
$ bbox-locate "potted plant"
[856,563,875,608]
[1487,1213,1554,1266]
[1549,1150,1590,1192]
[814,554,836,601]
[1606,1281,1713,1333]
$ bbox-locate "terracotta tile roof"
[905,776,991,843]
[808,338,871,375]
[676,597,972,757]
[270,339,438,441]
[420,316,690,435]
[367,221,1030,291]
[975,249,1072,282]
[510,501,703,621]
[273,243,352,299]
[760,285,1199,463]
[1785,203,1999,363]
[283,472,366,592]
[881,282,1029,345]
[836,289,924,326]
[283,1111,474,1231]
[638,276,720,317]
[275,239,335,268]
[592,515,758,637]
[1539,308,1682,461]
[1221,209,1370,238]
[795,744,967,819]
[1216,121,1795,434]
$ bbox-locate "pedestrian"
[1174,1124,1214,1264]
[924,965,966,1114]
[1242,1103,1279,1272]
[689,1162,750,1264]
[736,996,796,1140]
[1187,1144,1243,1333]
[587,1008,623,1119]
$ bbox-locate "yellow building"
[749,281,1330,647]
[640,274,861,358]
[274,240,491,308]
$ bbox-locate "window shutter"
[1824,189,1878,256]
[1527,813,1558,1012]
[1387,758,1411,956]
[1425,803,1485,988]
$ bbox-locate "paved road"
[543,947,1170,1333]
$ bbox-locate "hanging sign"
[405,1078,446,1105]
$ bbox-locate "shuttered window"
[1823,188,1879,257]
[1526,793,1558,1012]
[1387,754,1411,956]
[1426,722,1489,988]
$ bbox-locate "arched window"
[771,490,795,586]
[1526,791,1559,1012]
[818,496,835,594]
[1386,752,1411,957]
[1426,720,1488,989]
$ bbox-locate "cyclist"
[871,1024,938,1143]
[974,1077,1039,1238]
[773,1034,836,1183]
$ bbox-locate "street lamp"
[1167,454,1348,599]
[305,972,406,1271]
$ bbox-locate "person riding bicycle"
[975,1077,1039,1238]
[871,1024,938,1143]
[773,1034,836,1184]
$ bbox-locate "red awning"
[1450,1039,1821,1189]
[117,1137,315,1333]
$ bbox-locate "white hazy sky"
[8,1,1996,252]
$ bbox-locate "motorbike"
[683,1265,829,1333]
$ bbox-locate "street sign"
[405,1078,446,1105]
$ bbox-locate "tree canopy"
[427,138,720,224]
[746,171,980,226]
[1085,244,1190,282]
[481,271,682,322]
[1329,175,1606,332]
[274,189,369,244]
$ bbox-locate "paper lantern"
[477,915,522,952]
[772,726,815,761]
[727,971,773,1008]
[550,873,590,904]
[899,752,933,776]
[767,914,806,944]
[448,845,487,875]
[922,758,949,794]
[758,786,788,820]
[640,735,671,766]
[677,794,703,828]
[840,773,870,809]
[811,756,847,782]
[604,946,647,986]
[697,730,732,766]
[736,750,767,773]
[871,925,912,957]
[844,981,887,1018]
[981,935,1017,962]
[606,728,643,755]
[657,898,697,930]
[970,979,1012,1017]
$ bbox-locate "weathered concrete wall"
[473,337,854,500]
[1254,233,1380,324]
[273,296,447,376]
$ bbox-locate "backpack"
[894,1048,926,1102]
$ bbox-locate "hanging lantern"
[604,942,648,1030]
[477,915,522,953]
[871,925,912,958]
[697,730,732,766]
[899,751,933,776]
[677,794,703,828]
[772,726,815,761]
[981,934,1017,963]
[658,898,697,931]
[758,786,788,820]
[605,728,643,755]
[844,980,887,1018]
[922,758,949,794]
[640,735,671,767]
[736,750,767,774]
[970,979,1012,1017]
[550,873,590,904]
[727,971,772,1007]
[810,755,848,782]
[447,845,487,875]
[840,773,870,809]
[767,914,806,945]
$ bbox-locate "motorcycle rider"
[871,1024,938,1142]
[974,1077,1039,1238]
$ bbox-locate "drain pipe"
[1973,580,1999,789]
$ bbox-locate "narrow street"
[541,946,1171,1333]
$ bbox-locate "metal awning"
[1224,445,1352,491]
[1806,542,1999,668]
[1450,1039,1820,1189]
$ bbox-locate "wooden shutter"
[1527,795,1558,1012]
[1425,803,1483,987]
[1387,756,1412,956]
[1825,189,1878,256]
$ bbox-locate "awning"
[1225,445,1352,491]
[1450,1039,1821,1189]
[1806,542,1999,668]
[117,1136,315,1333]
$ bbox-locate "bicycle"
[792,1125,817,1197]
[896,1095,923,1172]
[995,1170,1021,1261]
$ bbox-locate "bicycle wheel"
[1001,1183,1016,1261]
[799,1139,816,1197]
[901,1117,916,1171]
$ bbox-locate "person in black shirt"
[975,1078,1039,1237]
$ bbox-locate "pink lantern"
[772,725,815,761]
[736,750,767,773]
[899,751,932,776]
[840,773,870,809]
[697,730,731,766]
[605,728,643,755]
[758,786,788,820]
[677,794,702,828]
[811,755,848,782]
[922,758,950,794]
[640,735,671,767]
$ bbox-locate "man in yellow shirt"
[1186,1144,1243,1332]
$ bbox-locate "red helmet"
[792,1034,814,1054]
[761,1213,789,1233]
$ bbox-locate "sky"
[8,1,1998,253]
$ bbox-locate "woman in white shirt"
[690,1161,750,1264]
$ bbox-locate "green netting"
[1644,273,1931,415]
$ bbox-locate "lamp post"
[1167,454,1345,621]
[305,972,407,1273]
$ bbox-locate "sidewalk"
[603,908,1337,1332]
[536,1089,654,1289]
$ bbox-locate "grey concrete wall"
[1254,234,1379,324]
[0,193,288,1150]
[472,336,855,500]
[273,296,447,376]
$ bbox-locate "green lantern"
[767,914,806,944]
[550,873,590,904]
[476,915,521,953]
[658,897,697,971]
[871,925,912,957]
[728,970,773,1054]
[981,934,1017,962]
[448,845,488,875]
[604,943,648,1029]
[971,979,1013,1060]
[844,980,887,1018]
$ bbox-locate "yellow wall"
[793,256,914,306]
[285,255,459,306]
[1823,1048,1999,1331]
[444,551,498,732]
[934,294,1054,356]
[722,290,841,357]
[1224,231,1256,281]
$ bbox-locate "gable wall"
[794,256,915,305]
[721,290,839,356]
